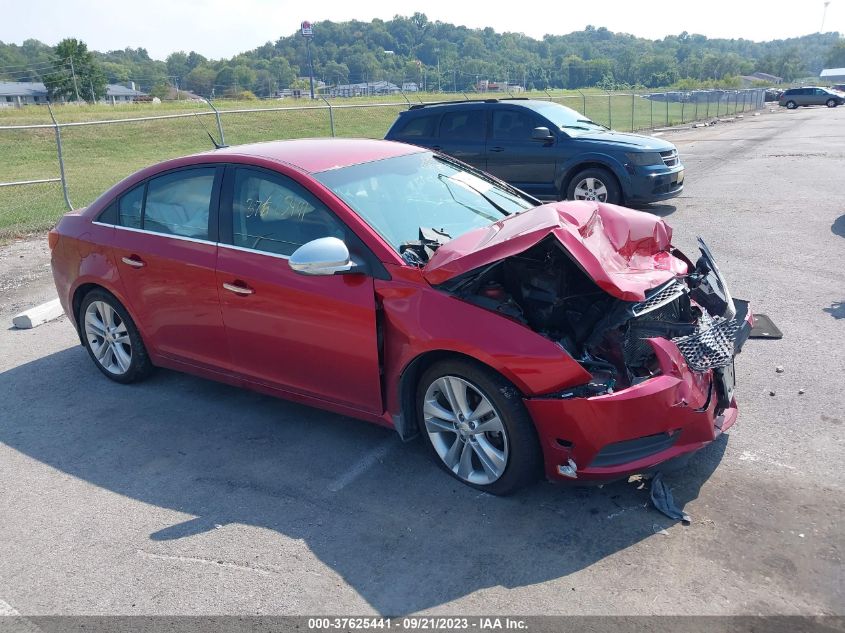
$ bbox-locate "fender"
[555,151,631,195]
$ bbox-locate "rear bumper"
[526,320,749,482]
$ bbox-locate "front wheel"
[826,99,837,108]
[785,100,798,109]
[566,167,622,205]
[80,289,153,384]
[417,359,541,495]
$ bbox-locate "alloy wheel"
[572,177,608,202]
[423,376,509,485]
[84,300,132,375]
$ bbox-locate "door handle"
[489,146,505,152]
[223,282,254,296]
[121,256,145,268]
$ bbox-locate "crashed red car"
[50,139,752,495]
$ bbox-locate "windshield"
[525,102,607,134]
[315,152,535,253]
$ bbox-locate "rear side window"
[784,89,798,96]
[118,184,144,229]
[439,110,485,140]
[143,168,216,239]
[397,113,439,137]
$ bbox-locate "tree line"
[2,14,844,102]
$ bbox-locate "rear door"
[435,107,488,170]
[107,166,230,371]
[485,106,557,197]
[215,165,383,414]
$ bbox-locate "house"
[327,81,401,97]
[820,68,845,83]
[475,80,525,93]
[0,81,148,107]
[0,82,48,107]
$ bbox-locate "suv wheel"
[785,100,798,109]
[566,167,621,205]
[826,99,837,108]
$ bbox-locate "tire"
[826,99,837,108]
[785,100,797,109]
[565,167,622,205]
[417,359,541,495]
[79,289,153,384]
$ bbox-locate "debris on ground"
[649,472,691,523]
[652,524,670,536]
[770,391,776,396]
[798,389,805,395]
[775,366,784,373]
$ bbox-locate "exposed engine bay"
[437,236,749,400]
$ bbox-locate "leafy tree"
[184,65,216,95]
[827,41,845,67]
[166,52,190,81]
[44,38,106,102]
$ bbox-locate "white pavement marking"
[328,438,396,493]
[0,598,42,632]
[12,297,63,329]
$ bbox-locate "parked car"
[778,86,845,109]
[384,98,684,205]
[50,139,751,495]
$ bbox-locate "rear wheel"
[566,167,621,205]
[80,289,153,384]
[785,100,798,109]
[826,99,837,108]
[417,359,541,495]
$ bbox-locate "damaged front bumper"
[527,300,753,482]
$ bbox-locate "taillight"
[48,229,60,251]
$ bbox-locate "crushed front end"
[430,202,752,481]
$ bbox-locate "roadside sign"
[301,21,313,37]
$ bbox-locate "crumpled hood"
[423,201,688,302]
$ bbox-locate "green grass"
[0,90,760,240]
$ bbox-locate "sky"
[1,0,843,60]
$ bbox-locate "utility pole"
[435,49,441,92]
[69,56,81,102]
[174,76,180,100]
[301,21,315,99]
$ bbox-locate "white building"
[0,81,148,107]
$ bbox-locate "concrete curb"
[12,297,63,329]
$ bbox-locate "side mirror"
[290,237,355,276]
[531,127,554,142]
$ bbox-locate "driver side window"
[231,168,345,256]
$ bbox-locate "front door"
[485,107,558,197]
[215,166,383,414]
[109,166,230,371]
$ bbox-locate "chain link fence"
[0,88,766,239]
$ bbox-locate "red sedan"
[50,139,752,494]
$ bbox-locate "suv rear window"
[439,110,485,140]
[397,113,439,138]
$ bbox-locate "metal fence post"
[681,99,685,124]
[631,92,635,132]
[607,91,612,130]
[47,103,73,211]
[665,95,669,126]
[320,95,335,136]
[706,92,710,118]
[577,89,586,115]
[694,97,699,121]
[650,97,654,129]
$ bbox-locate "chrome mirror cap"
[290,237,353,276]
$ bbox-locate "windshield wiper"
[437,174,506,221]
[432,154,538,204]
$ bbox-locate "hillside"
[1,14,842,97]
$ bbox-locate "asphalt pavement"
[0,105,842,617]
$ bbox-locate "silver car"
[779,86,845,109]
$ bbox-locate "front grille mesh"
[631,279,686,316]
[671,313,742,372]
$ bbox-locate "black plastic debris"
[749,314,783,339]
[649,472,691,524]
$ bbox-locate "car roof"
[404,98,552,112]
[197,138,427,173]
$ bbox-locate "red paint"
[50,139,743,483]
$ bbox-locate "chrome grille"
[631,279,686,317]
[660,149,679,167]
[672,313,742,372]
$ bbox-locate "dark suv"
[385,98,684,205]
